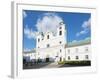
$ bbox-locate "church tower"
[57,22,67,45]
[56,22,67,61]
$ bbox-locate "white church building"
[23,22,91,62]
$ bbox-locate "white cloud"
[35,13,63,34]
[24,13,63,40]
[24,25,36,39]
[76,30,87,36]
[76,18,91,37]
[71,40,77,43]
[82,18,91,29]
[23,11,27,18]
[24,48,31,52]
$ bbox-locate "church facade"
[23,22,91,63]
[35,22,91,62]
[35,22,67,62]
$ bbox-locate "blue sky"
[23,10,91,51]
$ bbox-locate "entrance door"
[46,54,49,62]
[46,57,49,62]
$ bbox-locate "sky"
[23,10,91,51]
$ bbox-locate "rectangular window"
[85,55,88,59]
[76,56,79,59]
[38,38,40,42]
[60,49,62,52]
[59,31,62,35]
[68,56,70,60]
[47,44,50,48]
[85,47,88,52]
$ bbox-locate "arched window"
[59,27,62,29]
[47,35,49,39]
[59,41,62,44]
[59,31,62,35]
[60,49,62,53]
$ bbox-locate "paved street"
[23,62,62,69]
[41,62,62,68]
[23,61,91,69]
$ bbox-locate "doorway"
[46,57,49,62]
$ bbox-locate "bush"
[58,60,91,65]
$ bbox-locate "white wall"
[0,0,100,80]
[66,44,91,61]
[36,23,66,60]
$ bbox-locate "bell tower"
[57,22,67,44]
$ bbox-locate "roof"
[67,38,91,47]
